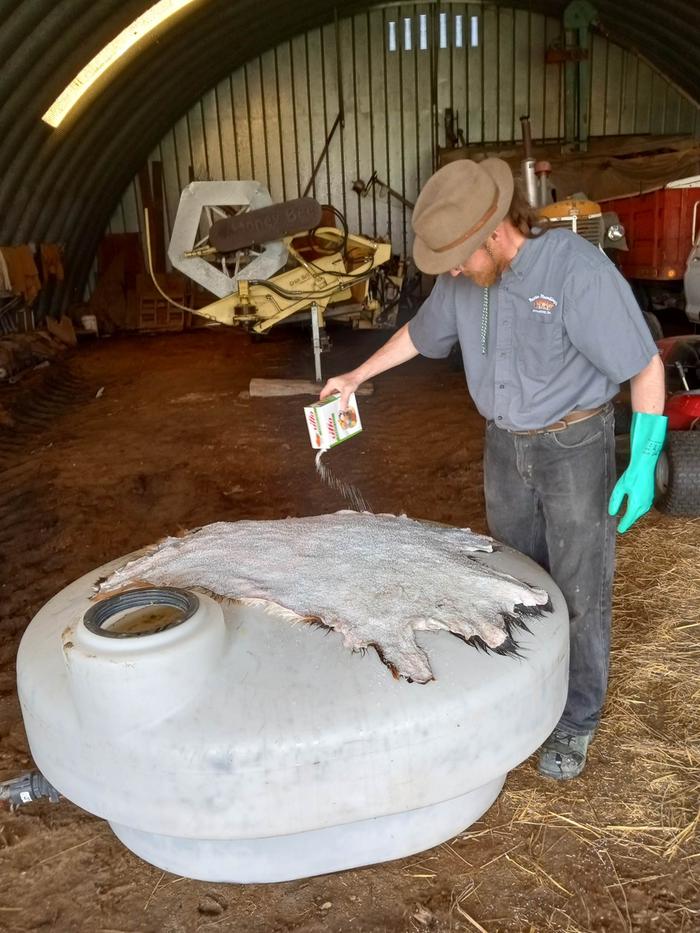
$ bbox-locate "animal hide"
[98,512,551,684]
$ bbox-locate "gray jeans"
[483,404,617,735]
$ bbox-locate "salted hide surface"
[98,512,551,683]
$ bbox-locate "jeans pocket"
[550,417,603,450]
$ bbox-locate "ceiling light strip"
[42,0,199,128]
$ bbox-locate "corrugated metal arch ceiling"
[0,0,698,309]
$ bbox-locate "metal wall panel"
[109,1,700,271]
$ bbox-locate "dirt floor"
[0,324,698,933]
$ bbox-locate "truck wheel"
[643,311,664,341]
[655,431,700,516]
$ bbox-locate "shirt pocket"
[514,308,563,379]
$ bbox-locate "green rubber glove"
[608,412,668,534]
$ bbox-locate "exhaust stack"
[520,116,538,208]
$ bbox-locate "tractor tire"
[615,434,630,478]
[613,401,632,436]
[630,282,664,340]
[643,311,664,341]
[631,281,650,311]
[656,431,700,516]
[448,342,464,372]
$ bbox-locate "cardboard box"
[304,393,362,449]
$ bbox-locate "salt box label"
[304,393,363,449]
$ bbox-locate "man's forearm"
[630,354,665,414]
[350,323,420,384]
[320,324,421,406]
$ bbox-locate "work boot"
[537,728,595,780]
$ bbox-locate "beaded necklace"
[480,286,489,354]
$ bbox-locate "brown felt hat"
[411,158,514,275]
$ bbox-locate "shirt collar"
[506,233,539,282]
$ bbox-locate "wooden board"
[249,378,374,398]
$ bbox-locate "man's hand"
[608,471,654,534]
[608,411,667,534]
[320,372,360,410]
[609,358,667,534]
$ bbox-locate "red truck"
[600,176,700,337]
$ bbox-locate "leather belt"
[509,404,608,436]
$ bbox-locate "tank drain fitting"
[0,771,60,810]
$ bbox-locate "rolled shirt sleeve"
[408,274,459,359]
[563,258,659,384]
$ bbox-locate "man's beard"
[464,246,507,287]
[467,266,501,287]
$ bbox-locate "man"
[320,158,667,780]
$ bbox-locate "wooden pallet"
[136,273,187,332]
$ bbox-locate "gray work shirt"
[408,228,658,431]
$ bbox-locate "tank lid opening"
[83,587,199,639]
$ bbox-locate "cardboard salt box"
[304,393,362,449]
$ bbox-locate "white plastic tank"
[17,543,569,883]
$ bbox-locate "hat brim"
[412,159,515,276]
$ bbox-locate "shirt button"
[497,416,503,421]
[499,384,505,389]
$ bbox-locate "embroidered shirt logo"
[528,294,558,315]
